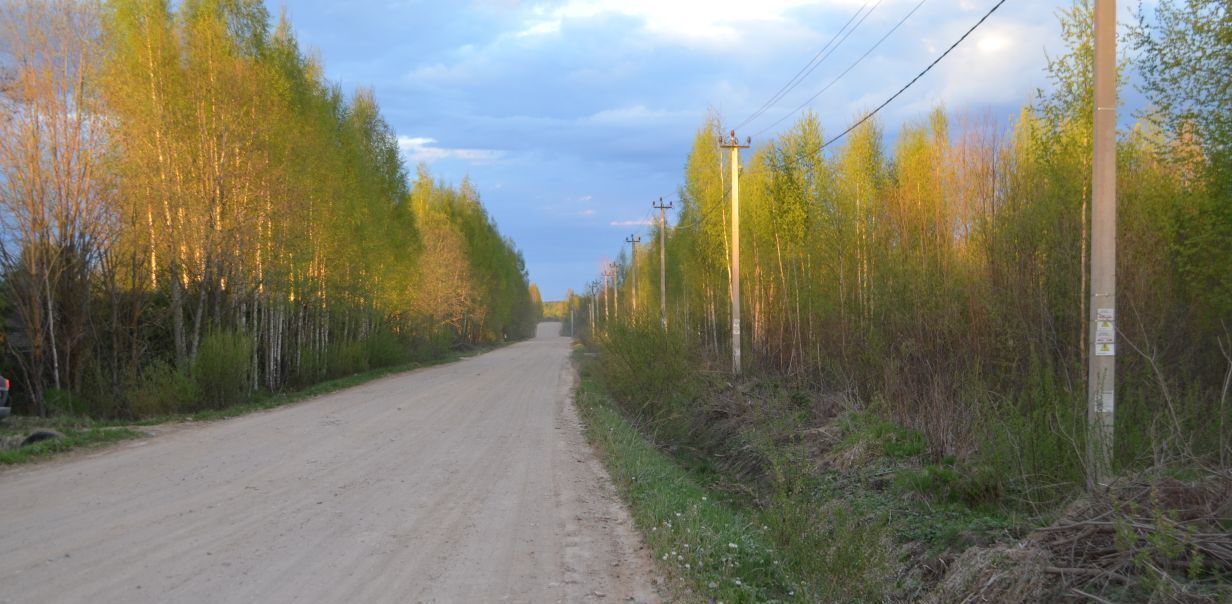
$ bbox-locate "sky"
[265,0,1147,300]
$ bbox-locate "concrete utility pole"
[653,197,673,329]
[589,283,596,334]
[625,235,641,316]
[601,269,611,324]
[610,262,620,322]
[1088,0,1117,489]
[720,131,750,375]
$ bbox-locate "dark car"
[0,375,9,420]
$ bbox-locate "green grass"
[573,346,1037,602]
[574,354,911,602]
[574,368,798,603]
[0,425,144,465]
[0,343,504,465]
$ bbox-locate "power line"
[752,0,929,139]
[733,1,878,132]
[818,0,1009,150]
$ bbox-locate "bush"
[290,351,326,388]
[193,331,253,410]
[408,329,452,362]
[129,360,200,418]
[43,388,86,417]
[327,340,369,378]
[365,330,409,368]
[596,322,696,419]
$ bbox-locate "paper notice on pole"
[1095,307,1115,356]
[1101,389,1114,414]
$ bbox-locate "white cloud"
[977,32,1010,53]
[516,0,827,47]
[578,209,596,216]
[587,104,692,125]
[920,18,1057,110]
[397,136,505,164]
[609,218,653,226]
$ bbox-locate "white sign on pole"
[1095,307,1115,356]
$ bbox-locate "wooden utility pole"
[589,283,596,334]
[625,235,641,316]
[653,198,673,329]
[720,131,750,375]
[1088,0,1117,489]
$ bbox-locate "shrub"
[193,331,253,410]
[291,351,326,388]
[365,330,409,368]
[408,329,452,362]
[327,340,369,378]
[43,388,85,417]
[129,360,199,418]
[596,322,696,418]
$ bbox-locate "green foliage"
[573,368,807,602]
[578,0,1232,505]
[327,341,371,378]
[193,331,253,410]
[365,330,410,368]
[42,388,86,417]
[839,411,926,460]
[595,321,696,425]
[0,427,142,465]
[129,360,200,418]
[0,2,537,417]
[763,494,893,603]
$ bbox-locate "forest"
[571,1,1231,599]
[0,0,539,418]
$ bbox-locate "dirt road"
[0,323,659,603]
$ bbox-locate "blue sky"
[267,0,1145,300]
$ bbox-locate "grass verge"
[573,346,1032,602]
[574,357,798,603]
[0,343,503,466]
[0,424,145,465]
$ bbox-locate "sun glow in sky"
[269,0,1143,299]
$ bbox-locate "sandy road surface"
[0,323,659,603]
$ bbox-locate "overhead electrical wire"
[817,0,1009,151]
[751,0,930,139]
[594,0,1010,292]
[733,0,878,132]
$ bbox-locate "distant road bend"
[0,323,658,603]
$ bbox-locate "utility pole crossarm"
[719,130,750,375]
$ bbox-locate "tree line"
[578,0,1231,494]
[0,0,537,417]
